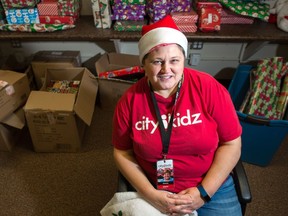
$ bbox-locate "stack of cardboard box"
[0,70,30,151]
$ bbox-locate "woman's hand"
[146,189,195,215]
[165,187,204,215]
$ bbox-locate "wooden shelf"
[0,16,288,43]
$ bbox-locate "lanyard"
[149,77,182,160]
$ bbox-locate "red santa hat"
[138,15,188,63]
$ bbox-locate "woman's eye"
[153,60,162,65]
[171,59,179,63]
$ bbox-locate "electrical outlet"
[11,40,22,48]
[190,42,203,50]
[189,53,201,66]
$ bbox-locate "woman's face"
[143,44,185,97]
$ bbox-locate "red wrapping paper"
[37,1,59,16]
[39,15,75,24]
[197,2,222,32]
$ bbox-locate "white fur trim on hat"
[138,27,188,63]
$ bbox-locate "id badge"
[156,159,175,190]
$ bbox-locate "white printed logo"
[135,109,202,134]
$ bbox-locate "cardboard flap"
[74,69,98,125]
[24,91,75,112]
[0,70,26,85]
[95,53,141,75]
[1,108,25,129]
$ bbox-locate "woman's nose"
[161,63,170,73]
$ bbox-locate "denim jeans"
[196,175,242,216]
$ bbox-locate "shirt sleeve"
[202,73,242,142]
[112,91,134,150]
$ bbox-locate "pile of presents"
[240,57,288,120]
[92,0,270,32]
[0,0,80,31]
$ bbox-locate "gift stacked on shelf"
[221,8,254,24]
[0,0,79,32]
[91,0,112,29]
[111,0,146,31]
[218,0,270,22]
[240,57,288,120]
[171,11,198,32]
[3,0,40,24]
[38,0,80,25]
[147,0,191,23]
[196,1,222,32]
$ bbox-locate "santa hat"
[138,15,188,63]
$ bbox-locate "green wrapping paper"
[276,68,288,119]
[113,20,145,31]
[219,0,270,21]
[244,57,287,120]
[0,23,75,32]
[111,0,146,4]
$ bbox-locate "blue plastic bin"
[228,65,288,166]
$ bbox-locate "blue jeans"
[196,175,242,216]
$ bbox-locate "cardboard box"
[31,50,81,89]
[24,67,98,152]
[95,53,142,110]
[0,108,25,151]
[0,70,31,121]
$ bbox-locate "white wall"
[0,40,287,77]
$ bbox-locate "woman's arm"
[113,147,155,196]
[200,136,241,198]
[168,136,241,214]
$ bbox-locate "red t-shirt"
[112,68,242,193]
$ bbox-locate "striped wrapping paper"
[221,16,254,24]
[176,23,197,32]
[37,1,59,16]
[171,11,198,23]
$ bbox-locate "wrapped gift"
[171,0,191,13]
[176,23,197,32]
[147,0,172,22]
[172,11,198,32]
[91,0,112,28]
[221,8,254,24]
[5,8,40,24]
[218,0,270,22]
[98,66,144,78]
[58,0,80,17]
[0,23,75,32]
[197,1,221,32]
[172,11,198,23]
[0,0,40,9]
[244,57,287,120]
[113,0,146,4]
[111,3,145,21]
[39,15,75,24]
[113,20,145,31]
[37,0,59,16]
[276,72,288,119]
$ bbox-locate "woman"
[112,15,242,216]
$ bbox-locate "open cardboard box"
[31,51,81,89]
[24,67,98,152]
[0,70,30,121]
[0,108,26,151]
[95,52,143,111]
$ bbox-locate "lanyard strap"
[150,77,182,159]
